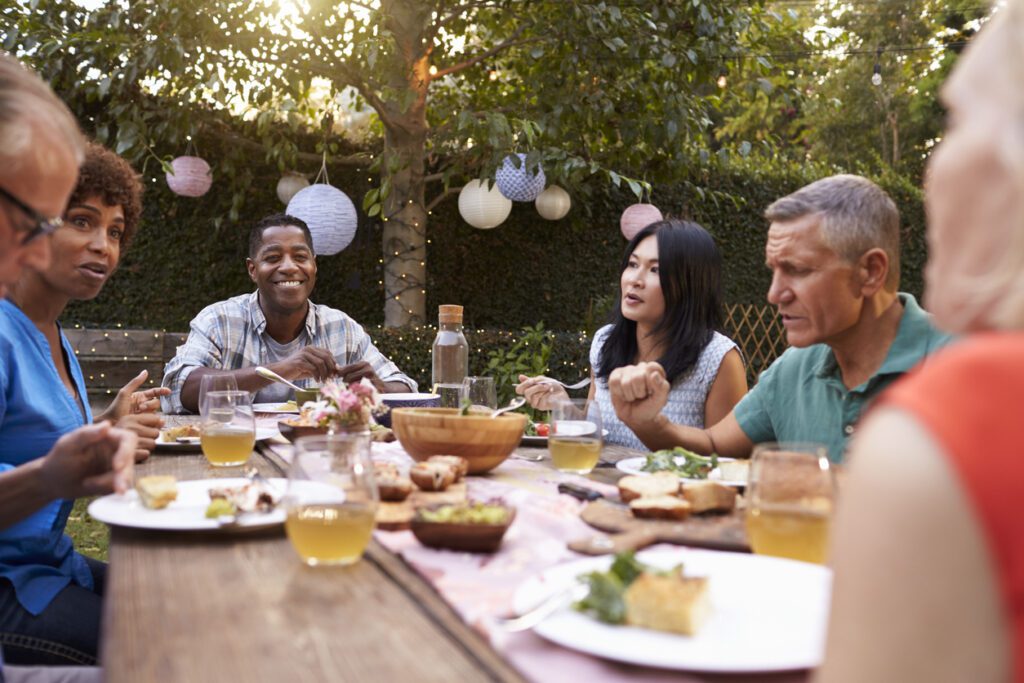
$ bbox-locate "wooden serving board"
[569,499,750,555]
[376,482,467,531]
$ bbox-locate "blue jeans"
[0,558,105,666]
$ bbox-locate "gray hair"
[765,174,901,289]
[0,52,85,174]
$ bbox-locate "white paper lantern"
[495,153,546,202]
[535,185,571,221]
[620,203,664,240]
[166,156,212,197]
[458,179,513,229]
[286,183,358,255]
[276,172,309,205]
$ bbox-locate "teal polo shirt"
[733,293,953,463]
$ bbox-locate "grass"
[66,497,109,562]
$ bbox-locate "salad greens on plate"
[641,447,719,479]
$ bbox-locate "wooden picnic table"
[100,427,808,683]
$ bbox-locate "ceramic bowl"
[410,505,516,553]
[378,393,441,428]
[293,387,321,406]
[277,420,329,443]
[390,408,527,474]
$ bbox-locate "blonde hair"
[765,174,901,289]
[0,52,85,174]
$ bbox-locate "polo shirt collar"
[247,290,319,339]
[814,292,930,380]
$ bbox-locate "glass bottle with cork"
[431,304,469,408]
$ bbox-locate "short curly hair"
[68,142,144,249]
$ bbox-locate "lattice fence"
[723,303,788,386]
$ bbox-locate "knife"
[557,483,606,502]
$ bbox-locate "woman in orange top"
[818,4,1024,682]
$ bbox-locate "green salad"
[573,551,680,624]
[641,447,719,479]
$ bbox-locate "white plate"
[616,456,748,487]
[155,427,280,453]
[253,402,300,414]
[513,548,831,672]
[521,428,609,448]
[88,478,288,532]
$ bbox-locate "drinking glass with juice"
[745,442,835,564]
[285,433,379,566]
[200,390,255,467]
[549,398,602,474]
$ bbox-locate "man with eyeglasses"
[0,53,137,677]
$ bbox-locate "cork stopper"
[438,304,464,324]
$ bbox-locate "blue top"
[0,299,94,615]
[733,293,954,464]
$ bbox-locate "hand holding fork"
[515,374,591,411]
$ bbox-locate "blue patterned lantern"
[495,153,546,202]
[286,183,358,255]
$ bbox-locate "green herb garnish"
[573,551,671,624]
[458,397,472,416]
[641,447,719,479]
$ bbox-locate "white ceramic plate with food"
[88,478,288,532]
[615,456,749,487]
[155,426,280,453]
[512,548,831,672]
[253,402,300,414]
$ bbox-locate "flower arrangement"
[301,378,388,430]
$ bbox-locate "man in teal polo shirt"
[608,174,951,463]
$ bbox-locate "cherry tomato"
[535,423,550,437]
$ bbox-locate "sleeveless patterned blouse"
[589,325,738,450]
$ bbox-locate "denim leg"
[0,560,106,666]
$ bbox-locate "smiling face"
[765,214,864,348]
[36,194,124,302]
[620,235,666,328]
[247,223,316,317]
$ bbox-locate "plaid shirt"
[161,292,416,414]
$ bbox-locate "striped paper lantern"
[458,179,512,229]
[495,153,546,202]
[166,156,212,197]
[535,185,571,220]
[286,184,358,255]
[620,203,664,240]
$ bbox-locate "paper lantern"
[458,179,512,230]
[535,185,571,221]
[495,153,546,202]
[620,203,664,240]
[166,156,212,197]
[276,172,309,205]
[286,184,358,255]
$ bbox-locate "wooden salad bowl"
[390,408,528,474]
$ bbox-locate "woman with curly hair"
[0,142,167,666]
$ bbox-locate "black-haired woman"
[517,219,747,450]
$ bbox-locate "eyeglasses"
[0,184,64,244]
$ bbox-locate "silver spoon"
[491,397,526,418]
[255,366,303,392]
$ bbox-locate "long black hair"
[596,219,725,384]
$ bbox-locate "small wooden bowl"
[277,421,329,443]
[410,506,516,553]
[390,408,528,474]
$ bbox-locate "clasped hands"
[607,361,670,426]
[275,347,387,392]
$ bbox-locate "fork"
[540,377,591,391]
[496,584,588,632]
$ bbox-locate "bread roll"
[410,462,456,492]
[624,573,710,635]
[681,481,737,514]
[136,475,178,510]
[618,472,681,503]
[427,455,469,481]
[629,495,691,520]
[377,476,413,502]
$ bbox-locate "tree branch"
[430,24,534,80]
[427,186,462,211]
[213,124,372,167]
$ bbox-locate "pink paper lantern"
[620,203,664,240]
[166,156,212,197]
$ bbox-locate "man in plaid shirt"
[161,213,417,414]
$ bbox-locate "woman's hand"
[608,362,669,426]
[115,413,164,462]
[101,370,172,422]
[515,374,569,411]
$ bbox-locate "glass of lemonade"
[745,442,835,564]
[285,433,379,566]
[200,389,255,467]
[548,398,602,474]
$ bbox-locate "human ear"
[246,258,256,283]
[858,248,889,295]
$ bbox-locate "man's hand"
[608,362,670,426]
[337,362,384,392]
[38,423,137,499]
[116,413,164,462]
[515,374,569,411]
[274,347,341,382]
[100,370,172,422]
